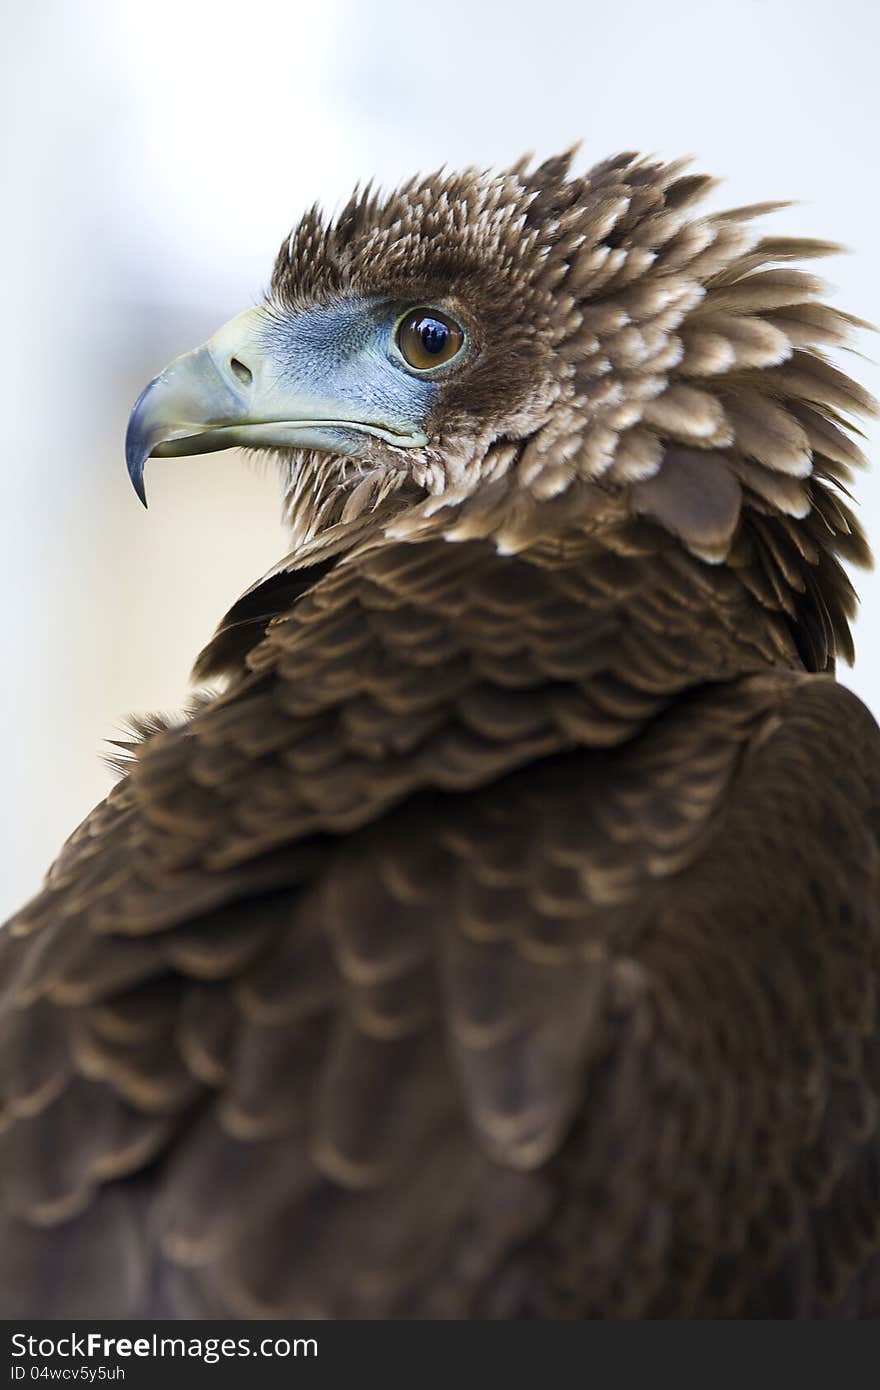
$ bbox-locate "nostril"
[230,357,253,386]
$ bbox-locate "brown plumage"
[2,149,879,1318]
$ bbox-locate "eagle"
[2,149,879,1320]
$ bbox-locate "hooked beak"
[125,306,428,506]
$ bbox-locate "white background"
[2,0,878,918]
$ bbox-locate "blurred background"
[2,0,878,918]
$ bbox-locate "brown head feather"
[207,151,875,678]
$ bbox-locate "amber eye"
[395,308,465,371]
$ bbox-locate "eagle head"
[126,149,873,646]
[126,150,599,525]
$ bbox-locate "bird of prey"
[2,149,879,1320]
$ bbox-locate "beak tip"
[124,417,150,511]
[125,446,149,508]
[125,391,152,507]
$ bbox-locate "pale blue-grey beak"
[125,307,428,506]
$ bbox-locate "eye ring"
[393,307,467,373]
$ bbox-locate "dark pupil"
[417,317,448,354]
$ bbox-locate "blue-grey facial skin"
[125,297,452,504]
[261,298,444,433]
